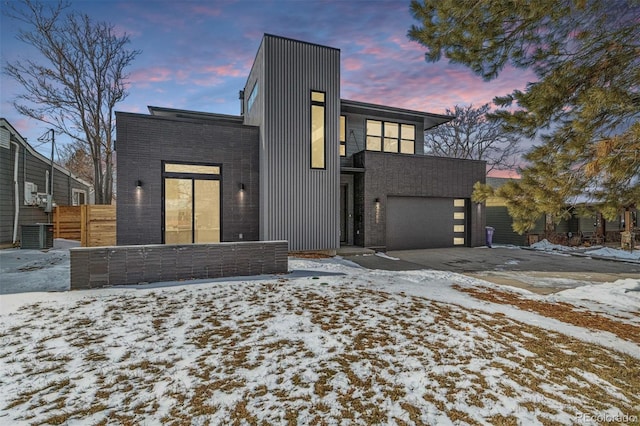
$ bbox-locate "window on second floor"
[311,91,326,169]
[247,81,258,112]
[340,115,346,157]
[366,120,415,155]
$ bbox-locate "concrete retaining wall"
[70,241,288,290]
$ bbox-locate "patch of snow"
[375,252,399,261]
[530,239,574,252]
[586,247,640,261]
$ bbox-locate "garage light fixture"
[136,180,143,189]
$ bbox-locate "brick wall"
[354,151,486,248]
[70,241,288,290]
[115,112,260,245]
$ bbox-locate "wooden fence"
[54,205,116,247]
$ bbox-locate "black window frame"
[310,90,326,170]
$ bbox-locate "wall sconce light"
[136,180,142,188]
[239,183,245,192]
[374,197,380,204]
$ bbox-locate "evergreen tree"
[410,0,640,231]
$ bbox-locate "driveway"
[344,247,640,294]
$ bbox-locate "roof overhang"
[340,99,453,130]
[148,106,244,124]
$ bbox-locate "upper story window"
[247,81,258,112]
[340,115,346,157]
[310,91,325,169]
[366,120,415,154]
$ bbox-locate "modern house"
[0,118,93,247]
[116,34,486,252]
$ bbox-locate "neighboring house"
[116,34,486,252]
[486,177,632,245]
[0,118,93,246]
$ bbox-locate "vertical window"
[400,124,415,154]
[247,81,258,112]
[366,120,382,151]
[340,115,346,157]
[311,91,325,169]
[453,199,466,246]
[384,122,399,153]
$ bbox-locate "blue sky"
[1,0,535,158]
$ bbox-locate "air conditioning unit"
[24,182,38,205]
[21,223,54,249]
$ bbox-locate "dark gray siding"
[115,112,260,246]
[1,124,91,246]
[255,35,341,251]
[355,151,486,249]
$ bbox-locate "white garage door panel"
[387,197,463,250]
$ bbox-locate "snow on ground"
[531,239,640,262]
[1,257,639,425]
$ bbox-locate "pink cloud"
[203,64,245,78]
[344,58,363,71]
[128,67,174,88]
[190,5,223,17]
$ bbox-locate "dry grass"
[453,284,640,344]
[1,281,639,425]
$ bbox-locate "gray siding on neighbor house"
[486,206,528,246]
[1,125,91,245]
[245,35,341,251]
[354,151,486,249]
[115,112,260,246]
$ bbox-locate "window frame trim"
[310,90,327,170]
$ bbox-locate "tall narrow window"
[247,81,258,112]
[366,120,382,151]
[311,91,326,169]
[384,122,399,153]
[400,124,415,154]
[340,115,347,157]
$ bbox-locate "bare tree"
[424,103,521,173]
[57,139,94,184]
[4,0,140,204]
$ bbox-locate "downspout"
[11,141,20,244]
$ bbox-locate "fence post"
[81,205,87,247]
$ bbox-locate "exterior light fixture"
[136,180,142,188]
[239,183,245,191]
[374,197,380,203]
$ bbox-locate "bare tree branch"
[3,0,140,203]
[424,103,521,173]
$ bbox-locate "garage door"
[386,197,467,250]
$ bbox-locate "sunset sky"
[1,0,536,164]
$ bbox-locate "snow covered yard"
[1,258,639,425]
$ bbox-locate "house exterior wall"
[1,123,91,246]
[115,112,260,246]
[339,111,425,168]
[244,35,341,251]
[354,151,486,249]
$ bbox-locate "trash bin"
[485,226,495,248]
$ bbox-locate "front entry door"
[163,163,221,244]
